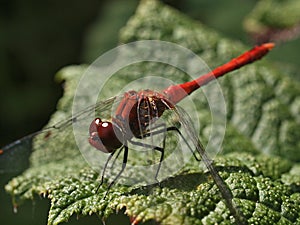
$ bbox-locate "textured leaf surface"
[245,0,300,29]
[244,0,300,42]
[5,0,300,224]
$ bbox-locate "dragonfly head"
[88,118,123,153]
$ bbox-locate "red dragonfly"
[87,42,274,224]
[1,43,274,225]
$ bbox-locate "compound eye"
[88,118,122,153]
[89,118,102,134]
[97,121,115,142]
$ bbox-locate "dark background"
[1,0,299,224]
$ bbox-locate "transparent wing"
[173,105,247,225]
[0,96,117,173]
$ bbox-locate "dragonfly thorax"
[113,90,174,139]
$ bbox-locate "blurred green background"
[1,0,299,224]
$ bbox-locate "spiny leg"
[153,147,164,185]
[104,145,128,199]
[140,125,201,161]
[153,123,166,184]
[133,123,198,184]
[129,139,165,185]
[95,148,119,193]
[108,145,124,170]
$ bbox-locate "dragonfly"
[1,42,274,225]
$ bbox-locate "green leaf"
[5,0,300,224]
[245,0,300,29]
[243,0,300,42]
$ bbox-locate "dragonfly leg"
[95,148,118,193]
[132,123,201,184]
[129,139,165,185]
[153,124,167,185]
[152,145,164,186]
[104,145,128,199]
[108,146,124,170]
[139,125,201,161]
[166,126,201,161]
